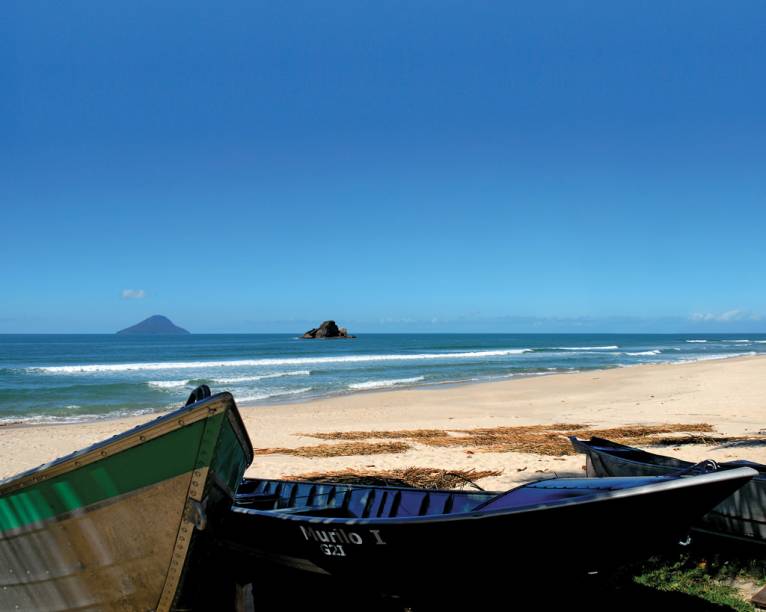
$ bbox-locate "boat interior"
[235,478,496,519]
[233,475,672,519]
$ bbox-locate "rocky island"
[302,320,355,339]
[116,315,190,335]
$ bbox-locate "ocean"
[1,333,764,424]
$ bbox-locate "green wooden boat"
[0,389,252,611]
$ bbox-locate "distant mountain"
[116,315,190,335]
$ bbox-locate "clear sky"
[3,2,765,333]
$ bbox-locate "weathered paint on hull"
[0,393,252,611]
[0,473,192,610]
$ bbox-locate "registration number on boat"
[319,543,346,556]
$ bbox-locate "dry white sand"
[1,356,765,490]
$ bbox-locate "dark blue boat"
[219,467,756,601]
[571,435,766,547]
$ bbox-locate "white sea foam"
[625,350,661,356]
[755,340,766,344]
[348,376,426,391]
[214,370,311,384]
[147,380,190,389]
[31,350,533,374]
[0,407,160,426]
[723,339,751,343]
[676,352,756,364]
[685,340,707,343]
[236,387,313,402]
[557,346,618,351]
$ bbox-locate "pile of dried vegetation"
[289,467,502,489]
[254,440,410,458]
[253,422,754,458]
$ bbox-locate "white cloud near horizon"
[121,289,146,299]
[689,309,762,322]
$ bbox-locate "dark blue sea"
[1,333,764,424]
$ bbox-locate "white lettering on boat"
[369,529,387,545]
[299,525,388,548]
[300,525,360,545]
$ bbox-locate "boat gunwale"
[230,467,758,526]
[238,477,501,498]
[222,402,254,467]
[0,392,250,496]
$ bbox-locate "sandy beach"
[2,355,765,489]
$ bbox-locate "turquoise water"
[1,333,764,424]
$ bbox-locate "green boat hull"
[0,392,252,611]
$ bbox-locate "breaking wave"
[214,370,311,384]
[0,406,161,426]
[147,380,190,389]
[557,345,619,351]
[236,387,313,403]
[348,376,426,391]
[677,352,756,363]
[31,350,533,374]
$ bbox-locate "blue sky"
[2,2,765,333]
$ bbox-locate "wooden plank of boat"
[570,436,766,547]
[220,468,757,600]
[0,391,252,611]
[753,585,766,609]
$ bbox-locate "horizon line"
[3,331,766,336]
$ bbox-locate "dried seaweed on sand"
[261,422,735,458]
[304,429,447,441]
[288,467,502,489]
[295,422,723,457]
[254,441,410,458]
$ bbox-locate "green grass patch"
[620,550,765,611]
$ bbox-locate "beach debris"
[306,428,445,441]
[287,467,502,490]
[299,423,727,456]
[302,320,355,339]
[271,423,747,459]
[254,441,410,458]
